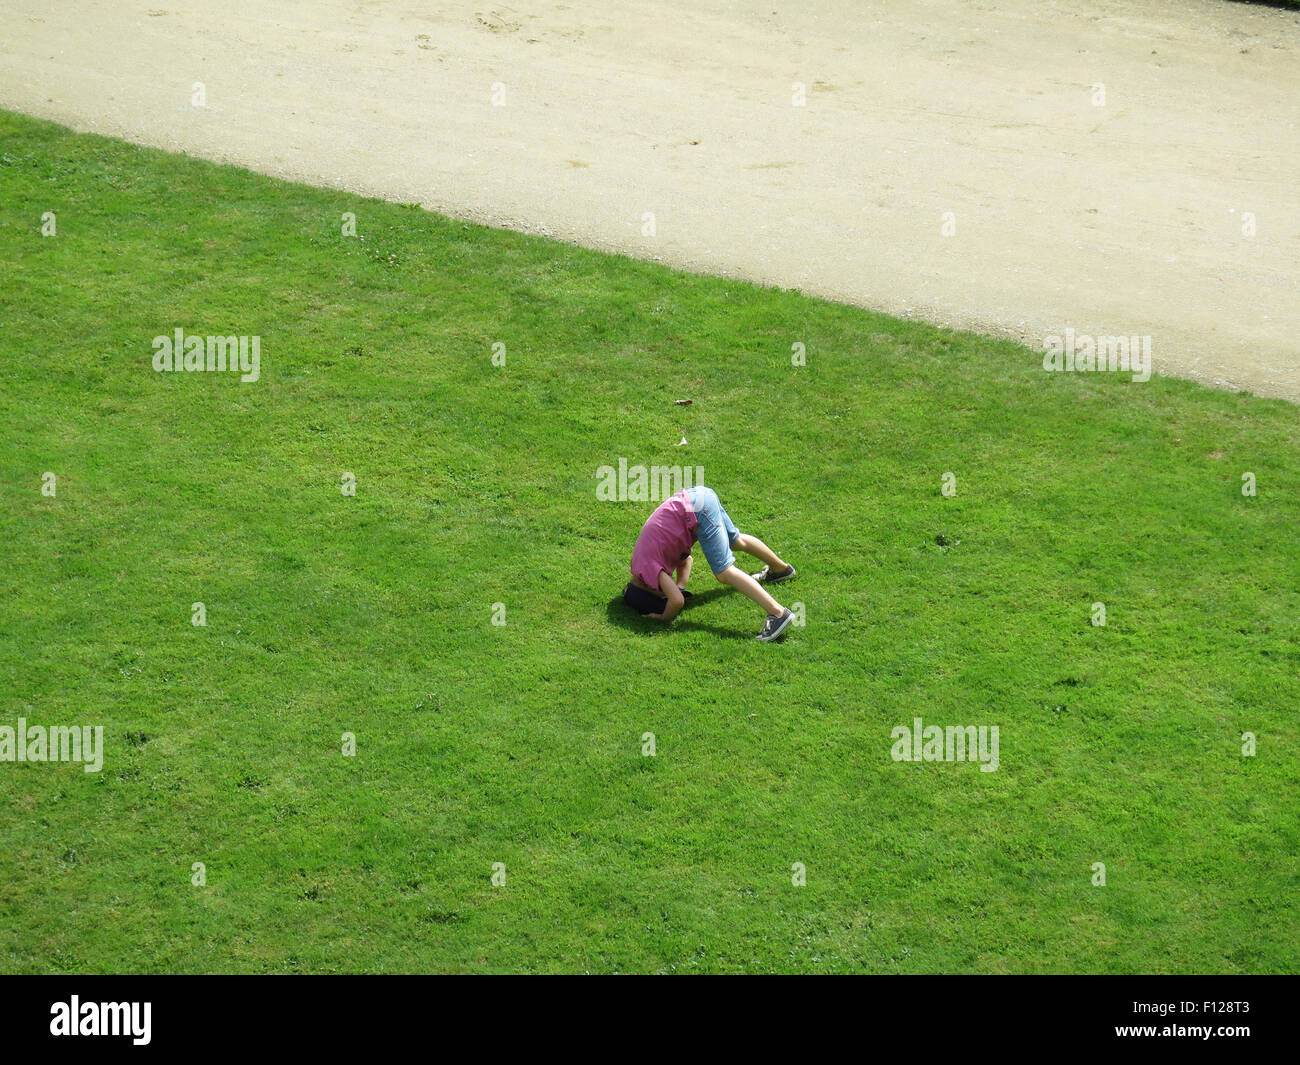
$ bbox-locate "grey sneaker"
[756,608,794,642]
[754,563,796,585]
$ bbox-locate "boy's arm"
[648,569,686,622]
[674,552,692,588]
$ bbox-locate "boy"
[624,485,797,642]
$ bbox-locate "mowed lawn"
[0,109,1296,974]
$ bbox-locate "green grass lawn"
[1,109,1296,974]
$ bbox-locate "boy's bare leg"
[716,565,784,615]
[732,534,788,574]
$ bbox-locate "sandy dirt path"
[2,1,1297,399]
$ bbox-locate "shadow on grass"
[1225,0,1299,10]
[605,588,755,640]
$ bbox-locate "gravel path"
[3,0,1297,398]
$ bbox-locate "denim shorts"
[686,486,740,575]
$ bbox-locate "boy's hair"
[623,581,668,616]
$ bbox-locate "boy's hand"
[655,572,686,622]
